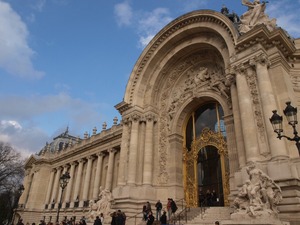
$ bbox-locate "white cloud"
[114,1,133,26]
[0,92,112,156]
[1,120,22,130]
[0,1,44,78]
[267,0,300,38]
[114,2,173,48]
[32,0,46,12]
[137,8,173,48]
[0,119,48,157]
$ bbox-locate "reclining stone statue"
[233,163,282,219]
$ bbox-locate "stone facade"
[15,2,300,225]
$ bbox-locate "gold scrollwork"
[183,127,230,207]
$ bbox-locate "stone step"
[185,207,231,225]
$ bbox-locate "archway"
[183,102,229,207]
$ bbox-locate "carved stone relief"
[157,53,230,184]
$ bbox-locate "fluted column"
[93,152,105,200]
[71,159,84,206]
[45,169,56,206]
[228,74,246,168]
[56,166,68,208]
[105,149,117,191]
[252,54,288,159]
[64,162,77,207]
[51,167,62,204]
[118,120,130,186]
[235,66,260,162]
[127,114,141,185]
[82,156,94,202]
[143,113,155,185]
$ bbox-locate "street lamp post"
[270,101,300,154]
[56,172,71,223]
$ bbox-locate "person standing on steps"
[155,200,162,221]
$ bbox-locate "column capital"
[249,53,270,68]
[70,161,78,166]
[56,166,63,171]
[232,63,247,75]
[130,113,141,123]
[97,152,106,157]
[108,148,117,154]
[77,158,86,164]
[145,112,157,123]
[86,155,95,161]
[63,164,70,170]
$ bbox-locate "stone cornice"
[34,125,122,166]
[114,101,132,115]
[236,25,296,60]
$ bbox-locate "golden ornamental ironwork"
[183,127,230,207]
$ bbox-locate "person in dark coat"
[170,199,178,214]
[160,211,167,225]
[146,211,155,225]
[94,216,102,225]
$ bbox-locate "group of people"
[199,189,218,207]
[16,217,86,225]
[109,210,126,225]
[142,198,178,225]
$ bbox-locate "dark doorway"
[197,145,224,207]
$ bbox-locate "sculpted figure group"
[239,0,277,34]
[87,187,114,222]
[233,164,282,218]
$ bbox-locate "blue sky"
[0,0,299,157]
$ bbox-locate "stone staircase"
[175,207,231,225]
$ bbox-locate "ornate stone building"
[15,2,300,225]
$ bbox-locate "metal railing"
[126,211,144,225]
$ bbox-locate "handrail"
[126,211,144,225]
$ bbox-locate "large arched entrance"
[183,102,229,207]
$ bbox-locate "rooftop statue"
[239,0,277,34]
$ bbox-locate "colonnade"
[42,148,118,210]
[118,112,157,186]
[229,53,289,168]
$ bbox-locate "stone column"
[143,113,155,185]
[45,169,55,206]
[93,152,105,200]
[71,159,84,207]
[117,120,130,186]
[56,166,68,208]
[235,65,260,162]
[127,113,141,185]
[252,54,288,159]
[82,156,95,203]
[51,167,62,205]
[229,75,246,168]
[64,162,77,207]
[105,149,117,191]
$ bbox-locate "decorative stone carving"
[239,0,277,34]
[87,187,114,222]
[233,164,282,219]
[158,54,228,184]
